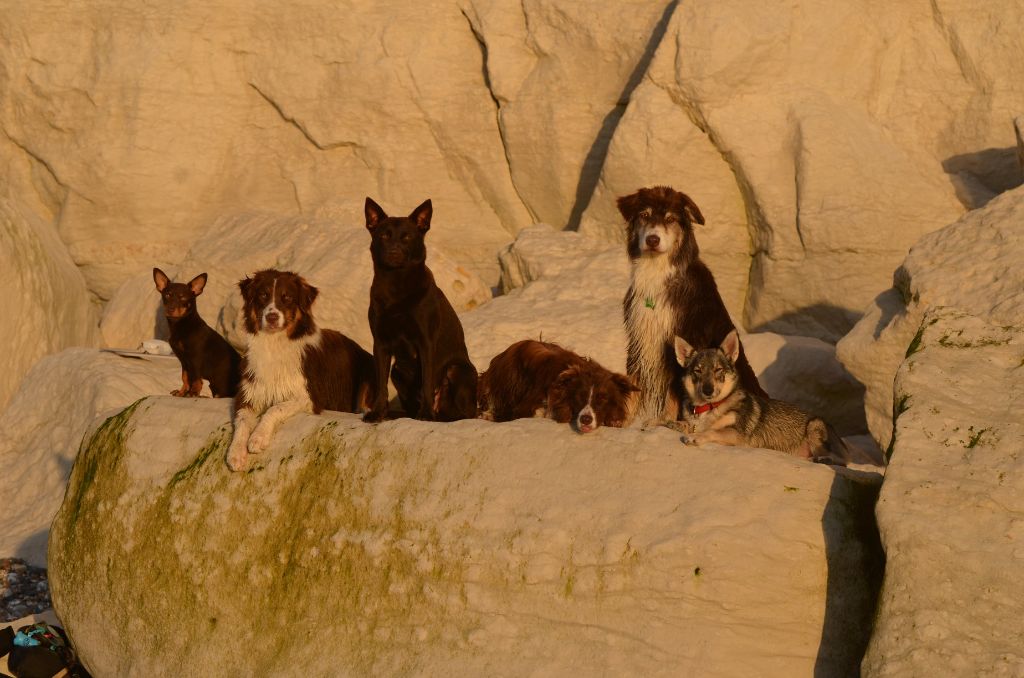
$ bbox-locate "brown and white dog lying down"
[617,185,767,425]
[226,269,376,472]
[478,340,639,433]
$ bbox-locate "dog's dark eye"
[258,291,269,301]
[593,395,606,405]
[666,214,678,223]
[282,294,292,304]
[382,232,391,240]
[401,233,412,242]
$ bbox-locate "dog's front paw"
[170,388,186,397]
[225,440,249,472]
[247,425,273,454]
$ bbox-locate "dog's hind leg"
[171,369,190,397]
[364,343,393,422]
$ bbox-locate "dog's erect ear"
[410,199,432,232]
[365,197,387,230]
[679,192,705,226]
[720,329,740,363]
[153,268,170,292]
[673,335,694,366]
[616,191,644,222]
[238,276,253,300]
[188,273,208,297]
[299,278,319,311]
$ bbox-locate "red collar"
[691,398,728,415]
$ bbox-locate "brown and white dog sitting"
[225,269,375,472]
[478,340,638,433]
[618,185,767,426]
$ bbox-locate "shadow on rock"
[814,471,885,678]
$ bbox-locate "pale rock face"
[837,185,1024,447]
[0,199,99,411]
[100,210,492,352]
[459,0,674,230]
[0,349,183,565]
[0,1,530,299]
[862,308,1024,676]
[581,0,1024,340]
[50,397,882,677]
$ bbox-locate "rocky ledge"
[50,398,881,677]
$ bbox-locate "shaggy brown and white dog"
[618,186,766,425]
[225,269,375,471]
[478,339,638,433]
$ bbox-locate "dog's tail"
[806,418,850,467]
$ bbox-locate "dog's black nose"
[579,413,594,426]
[645,234,660,249]
[702,383,715,397]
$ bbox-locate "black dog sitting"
[153,268,241,398]
[362,197,477,422]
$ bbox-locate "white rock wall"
[0,199,99,411]
[50,397,883,677]
[863,308,1024,675]
[837,185,1024,447]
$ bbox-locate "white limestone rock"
[459,0,674,230]
[0,199,99,412]
[50,397,882,677]
[100,210,492,352]
[0,349,183,566]
[0,1,530,299]
[862,308,1024,675]
[837,185,1024,447]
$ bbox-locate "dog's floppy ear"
[612,373,641,395]
[153,268,170,292]
[237,276,254,300]
[616,191,644,222]
[188,273,208,296]
[365,197,387,230]
[673,335,694,366]
[550,365,581,400]
[719,329,740,363]
[679,192,705,226]
[410,199,432,232]
[298,277,319,312]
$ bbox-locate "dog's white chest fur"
[626,256,676,419]
[242,330,320,413]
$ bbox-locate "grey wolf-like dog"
[672,330,846,465]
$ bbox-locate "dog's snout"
[701,383,715,397]
[265,311,281,325]
[645,234,660,249]
[579,413,594,426]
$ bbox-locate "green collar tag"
[645,296,656,309]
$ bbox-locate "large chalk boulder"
[0,349,181,565]
[100,210,492,352]
[0,199,99,412]
[863,307,1024,675]
[50,397,882,677]
[837,185,1024,447]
